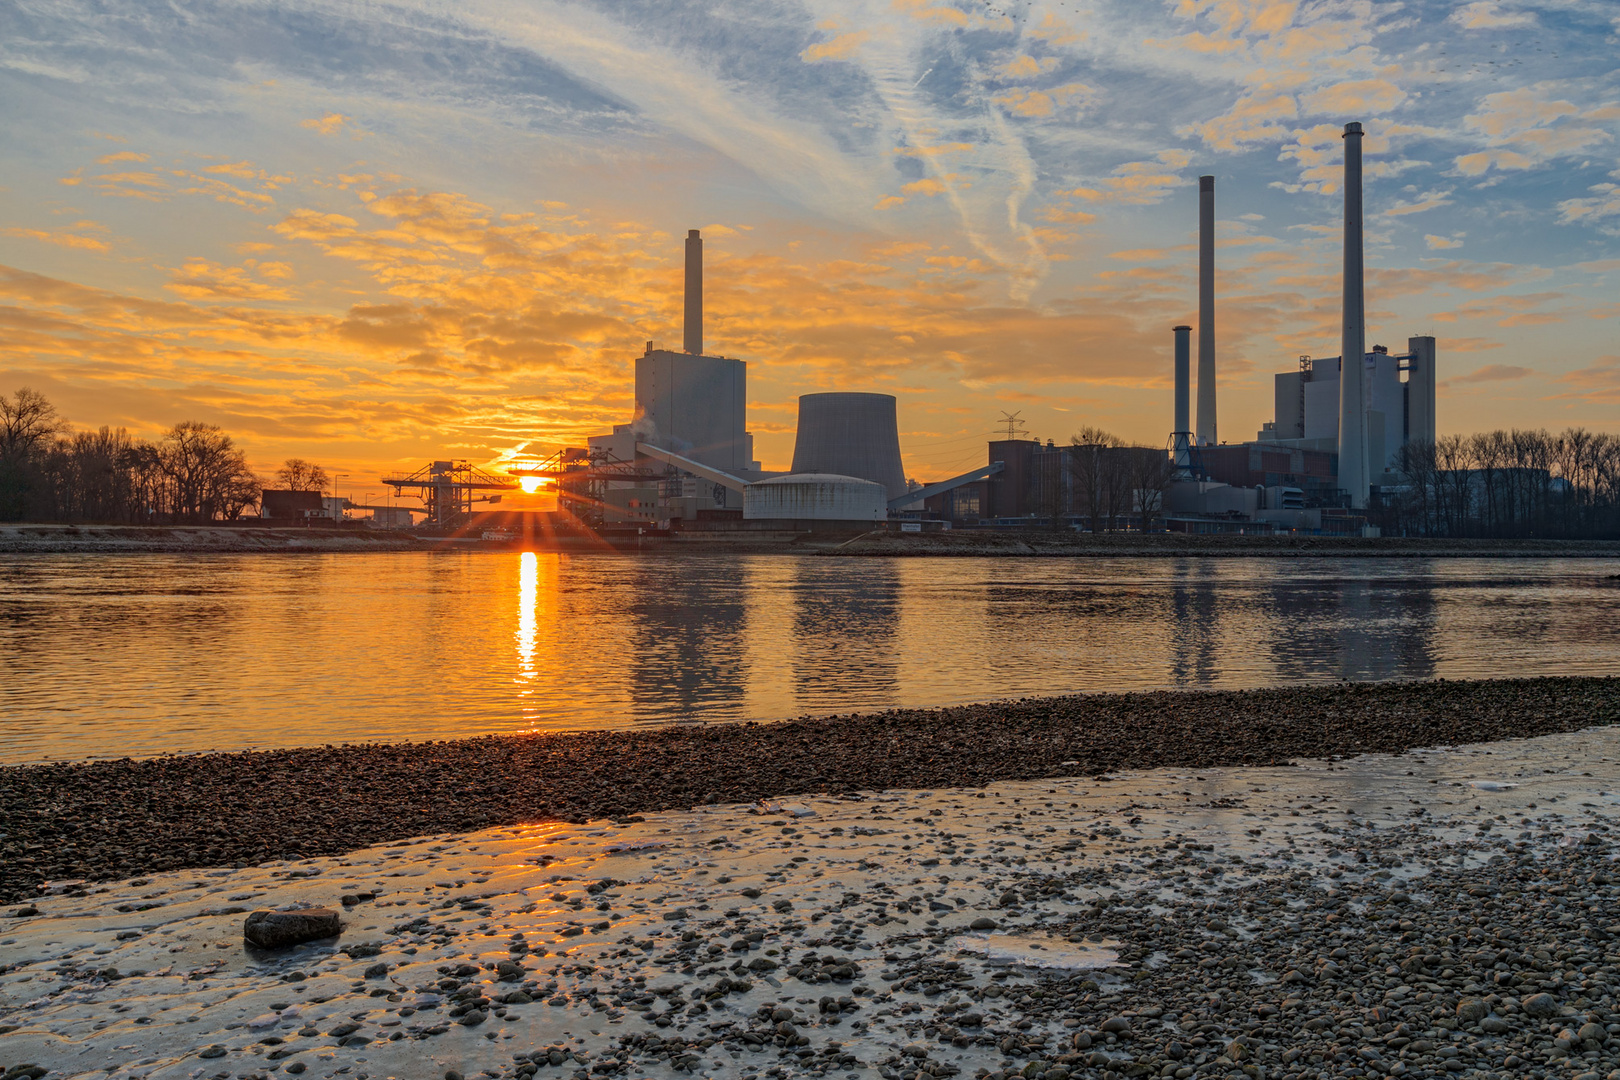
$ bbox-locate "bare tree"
[1127,446,1176,532]
[1069,427,1122,532]
[275,458,330,493]
[157,422,261,523]
[0,387,67,520]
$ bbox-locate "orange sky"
[2,0,1616,506]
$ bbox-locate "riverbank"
[2,724,1617,1080]
[828,531,1620,558]
[0,524,424,553]
[4,522,1620,557]
[3,677,1616,907]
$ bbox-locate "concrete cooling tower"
[790,393,908,500]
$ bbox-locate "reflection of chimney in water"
[684,229,702,355]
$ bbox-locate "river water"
[1,552,1617,762]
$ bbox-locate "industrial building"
[526,230,986,531]
[922,126,1438,536]
[484,121,1436,540]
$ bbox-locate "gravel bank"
[3,677,1618,906]
[2,728,1618,1080]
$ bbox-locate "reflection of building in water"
[621,561,752,721]
[1167,568,1224,686]
[790,562,900,710]
[1261,572,1438,683]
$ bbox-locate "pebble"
[3,676,1616,903]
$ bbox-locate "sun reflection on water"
[516,551,538,703]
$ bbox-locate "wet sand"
[2,678,1618,908]
[3,726,1618,1080]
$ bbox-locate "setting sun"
[518,476,544,494]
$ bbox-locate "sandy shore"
[3,726,1618,1080]
[2,678,1617,908]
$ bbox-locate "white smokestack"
[1338,123,1369,509]
[1196,175,1217,446]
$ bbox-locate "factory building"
[550,231,938,530]
[1257,337,1436,485]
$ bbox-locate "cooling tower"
[790,393,908,501]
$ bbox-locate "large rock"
[244,908,342,949]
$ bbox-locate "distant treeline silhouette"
[0,388,261,524]
[1386,431,1620,540]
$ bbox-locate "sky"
[1,0,1617,496]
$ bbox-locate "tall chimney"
[1172,324,1192,477]
[1338,123,1368,509]
[684,228,703,355]
[1196,176,1217,446]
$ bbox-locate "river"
[2,552,1617,762]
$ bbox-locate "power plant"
[516,230,987,531]
[388,119,1435,539]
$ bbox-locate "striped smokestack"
[1338,123,1369,508]
[1196,175,1217,446]
[684,228,703,355]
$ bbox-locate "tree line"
[0,387,331,524]
[1387,429,1620,540]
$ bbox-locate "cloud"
[1455,85,1614,176]
[997,55,1059,81]
[1185,92,1297,152]
[1424,234,1464,250]
[1300,79,1408,117]
[1450,363,1531,385]
[96,151,149,164]
[2,227,112,253]
[1558,179,1620,232]
[991,83,1097,120]
[1065,150,1193,206]
[166,259,294,301]
[300,113,350,136]
[1557,356,1620,403]
[801,29,870,63]
[1386,189,1454,217]
[1449,2,1535,30]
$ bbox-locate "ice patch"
[950,933,1121,971]
[1468,780,1518,792]
[38,879,87,894]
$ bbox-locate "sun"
[519,476,543,494]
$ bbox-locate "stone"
[1456,998,1489,1023]
[198,1046,227,1059]
[970,917,998,930]
[1100,1016,1131,1034]
[1522,993,1561,1018]
[243,908,341,949]
[364,962,388,978]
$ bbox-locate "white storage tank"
[743,474,886,521]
